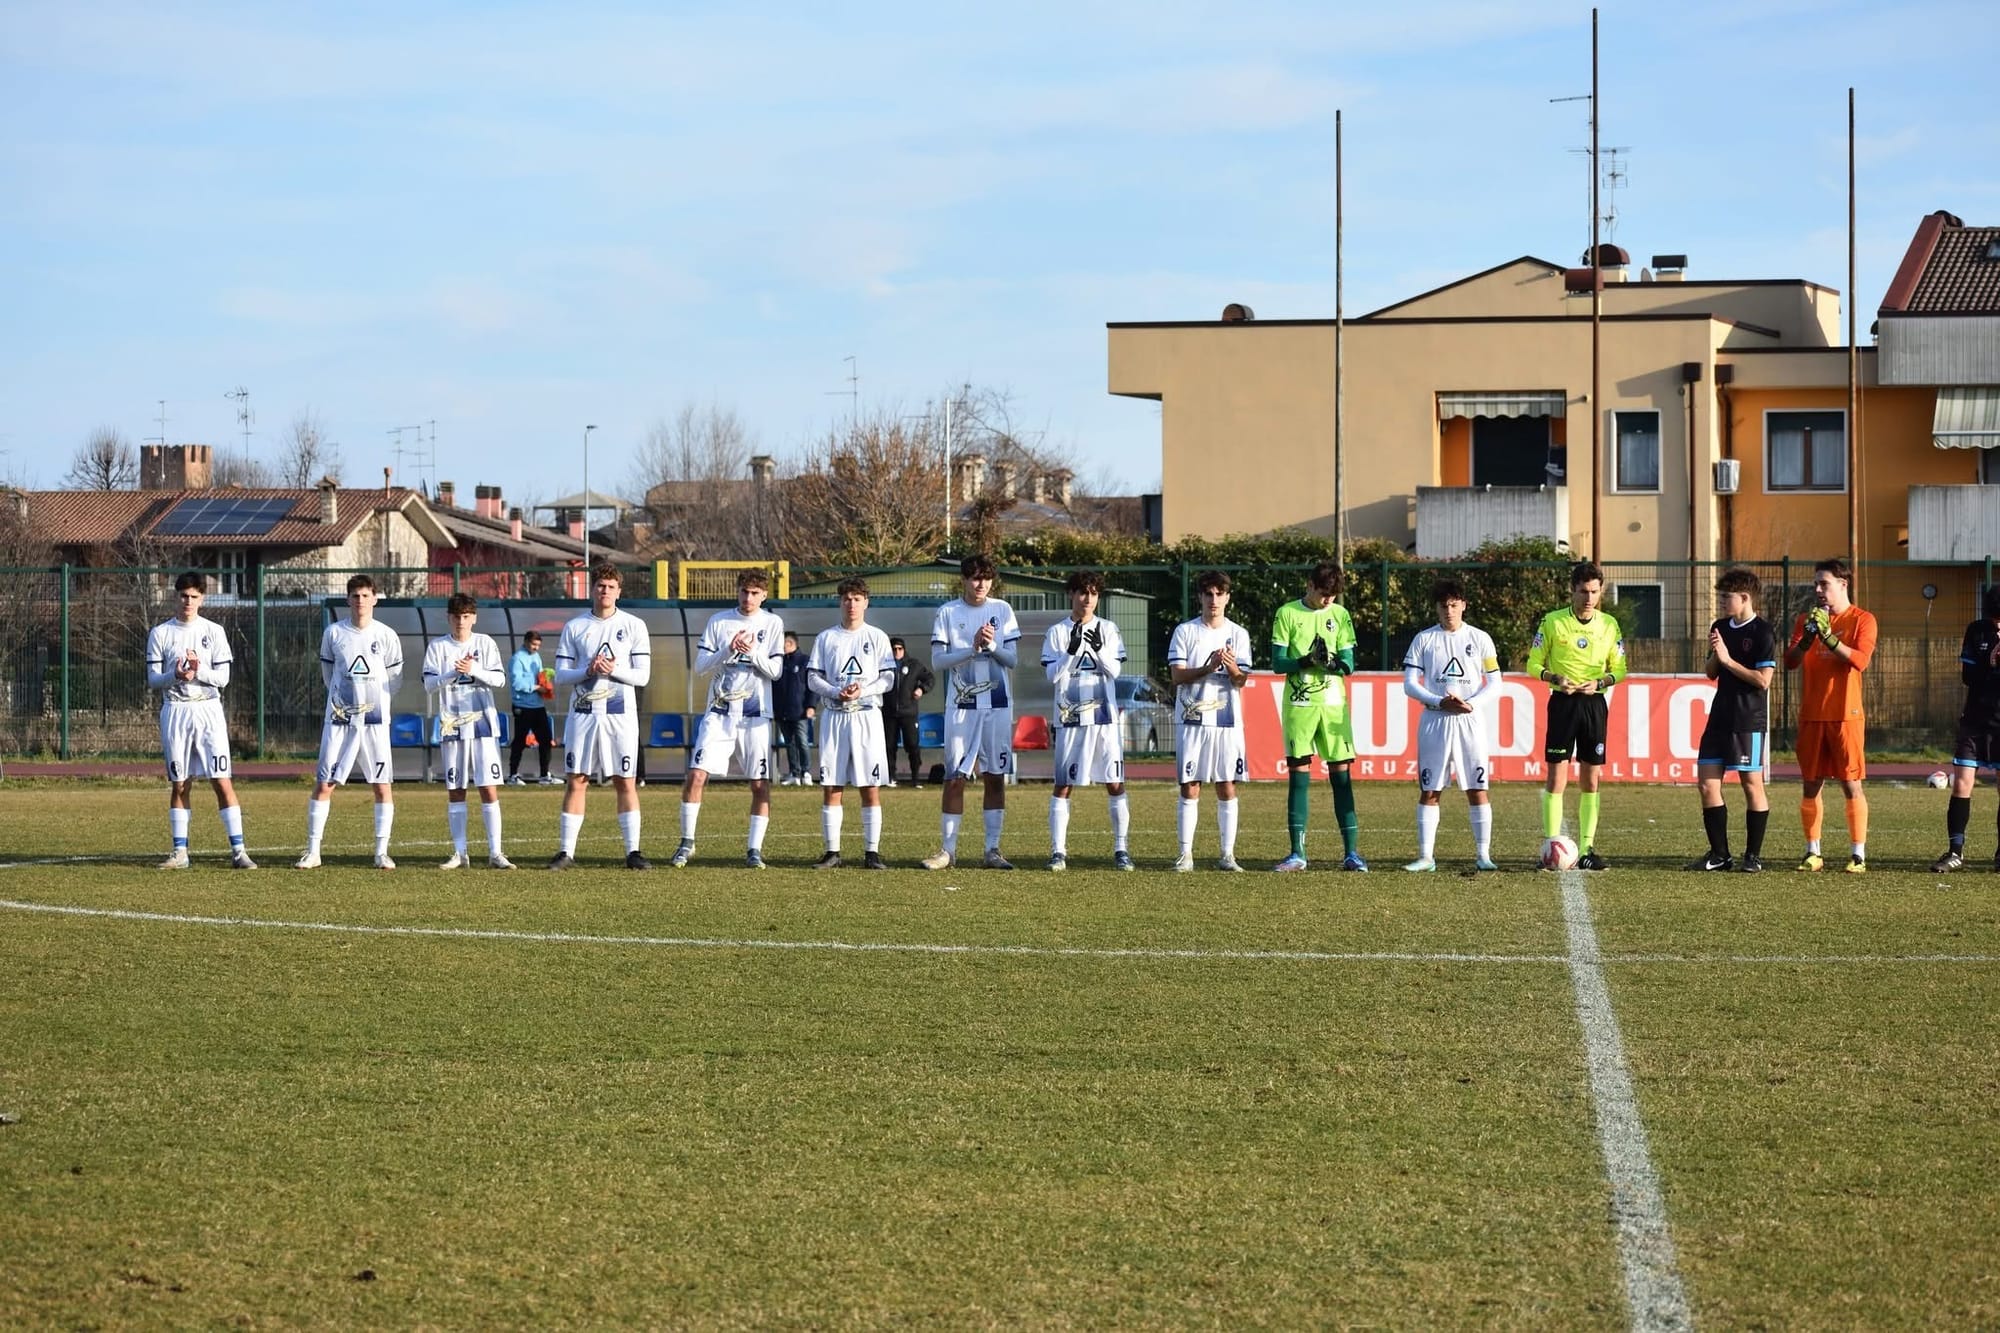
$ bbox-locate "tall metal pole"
[1847,87,1861,584]
[1589,7,1602,559]
[582,423,597,577]
[1335,108,1346,561]
[944,395,954,548]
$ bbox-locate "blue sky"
[4,1,1995,505]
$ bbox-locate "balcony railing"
[1907,486,2000,561]
[1414,485,1568,559]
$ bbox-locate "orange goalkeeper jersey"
[1791,604,1877,722]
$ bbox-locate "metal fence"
[3,557,1989,758]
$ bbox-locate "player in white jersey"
[147,572,255,870]
[1042,570,1133,871]
[807,578,896,870]
[548,563,653,870]
[298,574,405,870]
[421,592,515,870]
[1167,570,1253,871]
[922,554,1022,871]
[1400,577,1501,872]
[672,567,784,868]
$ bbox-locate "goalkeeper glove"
[1305,637,1331,669]
[1809,607,1839,649]
[1082,624,1103,653]
[1066,622,1083,656]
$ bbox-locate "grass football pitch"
[2,778,1995,1328]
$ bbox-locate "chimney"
[568,516,584,540]
[488,485,505,518]
[8,488,26,519]
[318,476,339,525]
[1028,471,1048,505]
[509,506,523,542]
[992,460,1017,501]
[749,454,775,485]
[1651,253,1688,283]
[1050,468,1074,507]
[383,467,392,493]
[437,480,456,509]
[955,452,986,500]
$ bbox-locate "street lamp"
[582,423,597,575]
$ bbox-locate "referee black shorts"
[1544,692,1609,764]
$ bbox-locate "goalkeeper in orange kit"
[1782,558,1878,872]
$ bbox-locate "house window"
[216,548,249,597]
[1766,410,1846,491]
[1613,411,1661,492]
[1611,582,1664,638]
[1981,448,2000,485]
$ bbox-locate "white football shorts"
[1416,711,1491,792]
[1050,720,1124,788]
[1176,724,1246,786]
[564,711,641,781]
[691,710,773,780]
[943,708,1012,778]
[817,707,889,787]
[160,699,232,782]
[318,712,394,786]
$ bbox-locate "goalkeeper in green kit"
[1270,561,1365,871]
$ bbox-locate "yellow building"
[1108,212,2000,630]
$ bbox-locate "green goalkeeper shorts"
[1282,699,1356,763]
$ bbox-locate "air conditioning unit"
[1713,459,1741,495]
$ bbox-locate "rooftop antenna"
[825,355,859,436]
[388,423,426,488]
[146,400,168,450]
[225,386,253,473]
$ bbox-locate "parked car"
[1116,675,1171,753]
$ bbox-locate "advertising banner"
[1240,672,1724,783]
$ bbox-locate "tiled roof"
[431,504,587,561]
[25,487,445,548]
[1905,226,2000,313]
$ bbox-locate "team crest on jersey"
[1077,650,1098,672]
[840,654,862,682]
[350,655,371,675]
[1576,637,1589,649]
[1441,656,1466,679]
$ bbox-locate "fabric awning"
[1438,391,1567,420]
[1934,386,2000,449]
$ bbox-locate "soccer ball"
[1927,771,1950,790]
[1540,835,1580,871]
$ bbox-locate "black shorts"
[1544,692,1609,764]
[1953,721,2000,771]
[1697,719,1766,772]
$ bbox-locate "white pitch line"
[0,899,1568,964]
[1561,869,1695,1333]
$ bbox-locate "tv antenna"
[1552,93,1629,253]
[224,386,254,471]
[825,355,859,434]
[387,423,429,489]
[146,400,168,449]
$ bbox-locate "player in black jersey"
[1688,568,1778,872]
[1932,583,2000,872]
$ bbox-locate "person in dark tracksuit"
[774,632,815,785]
[883,636,934,787]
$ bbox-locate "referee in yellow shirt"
[1524,562,1628,869]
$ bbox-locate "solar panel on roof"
[153,496,297,538]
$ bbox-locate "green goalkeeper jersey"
[1270,598,1356,711]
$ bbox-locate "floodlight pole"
[944,395,954,547]
[582,423,597,576]
[1335,108,1346,561]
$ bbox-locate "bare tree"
[210,451,273,487]
[63,427,138,489]
[275,409,341,486]
[625,403,770,560]
[786,411,948,566]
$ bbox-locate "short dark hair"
[738,567,771,592]
[1570,561,1604,589]
[346,573,376,595]
[446,592,478,617]
[1065,569,1104,597]
[1813,557,1851,585]
[1194,570,1232,595]
[589,561,621,586]
[1431,577,1467,607]
[890,636,906,649]
[174,571,205,594]
[836,576,870,599]
[523,630,542,646]
[960,554,997,582]
[1307,561,1343,596]
[1715,567,1761,600]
